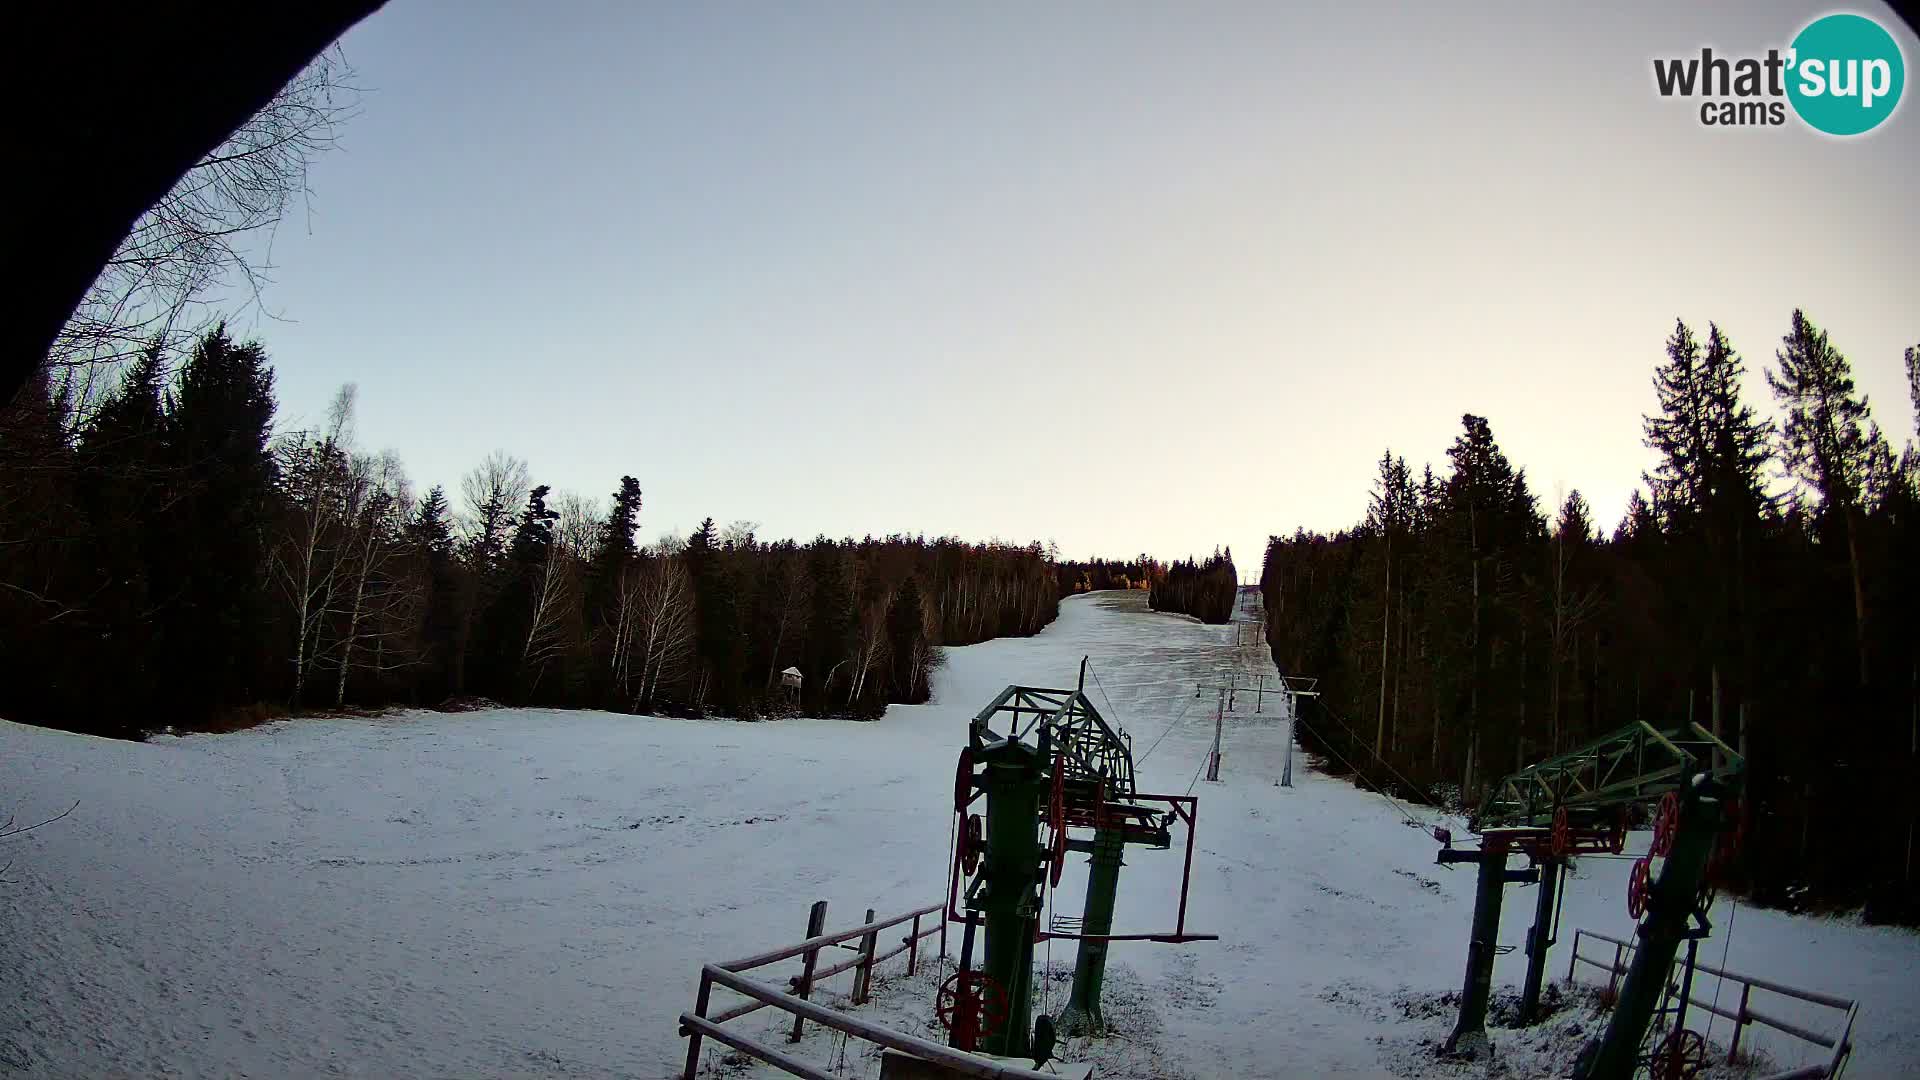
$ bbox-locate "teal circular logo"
[1787,13,1905,135]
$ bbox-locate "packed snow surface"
[2,591,1915,1078]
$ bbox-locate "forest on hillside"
[1149,551,1239,624]
[1261,314,1920,922]
[0,329,1074,736]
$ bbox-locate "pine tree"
[155,325,278,717]
[74,348,170,720]
[406,486,462,699]
[685,517,740,711]
[1439,414,1541,795]
[804,539,853,712]
[1364,451,1414,758]
[585,476,642,704]
[1769,310,1881,685]
[1906,345,1919,441]
[1641,320,1773,744]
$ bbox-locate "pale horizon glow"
[240,2,1918,575]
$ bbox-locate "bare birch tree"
[632,550,697,710]
[332,450,418,706]
[521,538,579,693]
[459,451,530,569]
[270,385,355,705]
[554,491,604,563]
[847,595,890,704]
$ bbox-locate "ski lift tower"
[941,661,1216,1057]
[1434,721,1746,1079]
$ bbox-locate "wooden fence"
[679,898,1055,1080]
[1566,927,1858,1080]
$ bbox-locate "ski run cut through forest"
[1,591,1915,1079]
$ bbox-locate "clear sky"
[247,2,1919,575]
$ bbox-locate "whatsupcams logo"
[1653,12,1906,134]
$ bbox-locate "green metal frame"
[1471,721,1743,832]
[970,684,1137,801]
[961,681,1181,1049]
[1443,720,1745,1062]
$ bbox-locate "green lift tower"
[1435,720,1746,1079]
[940,671,1215,1059]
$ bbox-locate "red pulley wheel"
[1049,812,1068,887]
[960,813,983,875]
[1649,1028,1707,1080]
[1651,792,1680,857]
[935,970,1009,1050]
[954,747,974,813]
[1049,755,1066,836]
[1627,856,1652,920]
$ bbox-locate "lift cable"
[1704,896,1739,1050]
[1086,661,1127,738]
[1134,686,1202,767]
[1184,741,1211,797]
[1289,711,1435,830]
[1307,695,1449,810]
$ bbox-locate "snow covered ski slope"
[1,591,1914,1078]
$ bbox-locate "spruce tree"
[407,486,462,699]
[804,539,853,712]
[685,517,741,711]
[156,325,278,717]
[584,477,642,703]
[1906,345,1919,441]
[1769,310,1880,685]
[75,348,170,721]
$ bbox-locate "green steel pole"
[977,741,1043,1059]
[1443,837,1509,1057]
[1519,857,1561,1026]
[1058,822,1125,1035]
[1575,789,1724,1080]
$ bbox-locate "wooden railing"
[1566,927,1858,1079]
[679,899,1055,1080]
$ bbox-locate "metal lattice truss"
[970,685,1136,802]
[1473,721,1744,832]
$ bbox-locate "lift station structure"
[1436,720,1748,1080]
[940,666,1215,1060]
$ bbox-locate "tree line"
[0,327,1070,736]
[1260,312,1919,922]
[1054,555,1159,596]
[1149,550,1239,624]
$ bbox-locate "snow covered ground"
[2,591,1915,1078]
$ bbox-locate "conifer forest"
[1262,317,1920,922]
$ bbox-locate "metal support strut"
[1439,835,1538,1056]
[1519,857,1562,1026]
[1057,822,1125,1035]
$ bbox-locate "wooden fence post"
[1727,983,1753,1064]
[789,900,829,1042]
[907,912,922,976]
[852,907,879,1005]
[682,969,712,1080]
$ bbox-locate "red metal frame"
[944,791,1217,943]
[1034,792,1218,944]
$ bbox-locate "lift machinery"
[939,662,1216,1059]
[1436,720,1747,1080]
